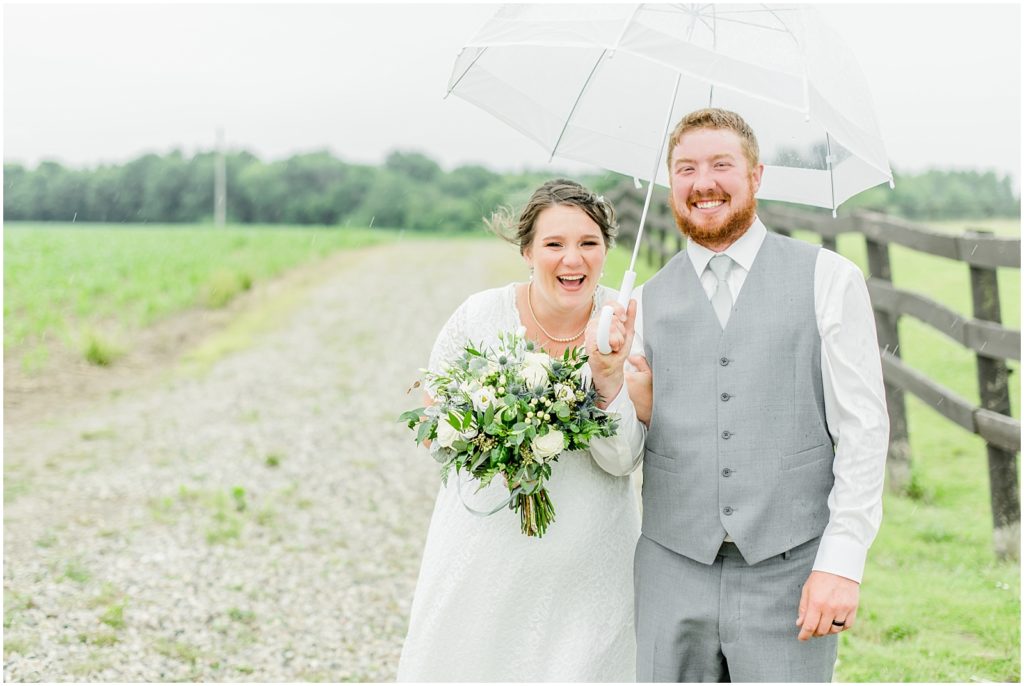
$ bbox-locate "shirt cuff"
[811,532,869,584]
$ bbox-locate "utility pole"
[214,127,227,227]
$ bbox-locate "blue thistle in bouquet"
[400,328,618,537]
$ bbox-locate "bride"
[397,179,646,682]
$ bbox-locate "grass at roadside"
[3,223,397,371]
[606,216,1021,682]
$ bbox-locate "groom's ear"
[750,162,765,192]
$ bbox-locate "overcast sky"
[3,3,1021,182]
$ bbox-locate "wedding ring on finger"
[831,619,847,630]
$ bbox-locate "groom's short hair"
[667,108,760,171]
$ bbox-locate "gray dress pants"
[634,535,838,682]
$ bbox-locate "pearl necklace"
[527,281,589,343]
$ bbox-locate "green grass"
[607,216,1021,682]
[3,222,396,370]
[98,602,126,630]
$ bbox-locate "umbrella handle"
[596,269,636,354]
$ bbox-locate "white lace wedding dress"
[396,283,643,683]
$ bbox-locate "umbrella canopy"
[447,3,893,211]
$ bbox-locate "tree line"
[838,168,1019,219]
[2,150,568,231]
[3,149,1018,229]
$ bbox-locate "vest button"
[721,431,732,439]
[719,357,730,366]
[721,392,731,401]
[723,506,734,515]
[722,468,733,477]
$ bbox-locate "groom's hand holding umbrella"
[585,299,636,410]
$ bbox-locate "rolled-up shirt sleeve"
[812,250,889,583]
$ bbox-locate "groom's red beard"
[670,183,758,248]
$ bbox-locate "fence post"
[864,230,913,494]
[967,229,1020,561]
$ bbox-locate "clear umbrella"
[447,3,893,350]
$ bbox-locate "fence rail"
[608,180,1021,559]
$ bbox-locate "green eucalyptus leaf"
[471,451,489,470]
[398,408,425,426]
[416,421,433,444]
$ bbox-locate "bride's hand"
[584,299,636,408]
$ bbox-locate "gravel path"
[3,238,523,682]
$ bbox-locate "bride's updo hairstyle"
[487,178,618,254]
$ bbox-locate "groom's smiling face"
[668,127,764,250]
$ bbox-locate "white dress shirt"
[589,217,888,583]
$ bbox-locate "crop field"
[3,223,396,371]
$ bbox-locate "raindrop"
[892,345,900,355]
[936,398,944,406]
[970,244,978,256]
[980,341,988,351]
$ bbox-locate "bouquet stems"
[516,488,556,537]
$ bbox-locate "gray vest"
[641,231,835,566]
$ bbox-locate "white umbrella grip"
[596,270,636,354]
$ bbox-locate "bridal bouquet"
[400,328,618,538]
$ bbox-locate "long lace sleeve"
[587,286,646,477]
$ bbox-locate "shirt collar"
[686,216,768,276]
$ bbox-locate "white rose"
[437,416,477,449]
[521,352,552,390]
[531,429,565,461]
[554,383,576,405]
[470,386,496,412]
[436,418,460,448]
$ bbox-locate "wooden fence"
[608,181,1022,560]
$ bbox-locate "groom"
[587,108,888,681]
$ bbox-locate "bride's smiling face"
[524,204,607,312]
